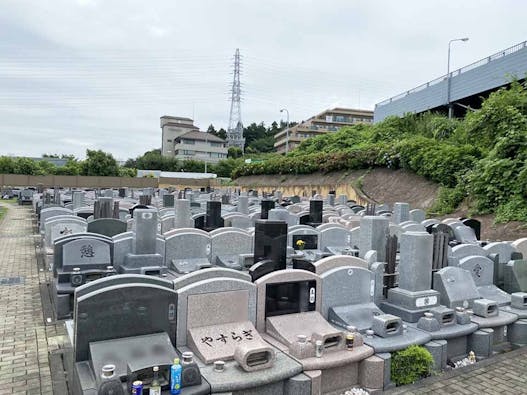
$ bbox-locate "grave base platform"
[470,310,518,328]
[362,326,432,353]
[477,285,511,306]
[382,288,440,323]
[508,318,527,348]
[501,304,527,319]
[178,345,305,394]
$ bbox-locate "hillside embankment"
[234,168,527,241]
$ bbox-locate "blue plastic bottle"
[170,358,182,394]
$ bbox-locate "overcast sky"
[1,0,526,160]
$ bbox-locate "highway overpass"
[374,40,527,122]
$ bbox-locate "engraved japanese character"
[201,336,213,347]
[80,244,95,258]
[231,331,242,342]
[60,226,73,235]
[216,333,228,344]
[242,329,254,340]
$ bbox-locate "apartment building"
[274,107,374,154]
[161,116,228,163]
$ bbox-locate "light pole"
[280,108,290,154]
[447,37,469,118]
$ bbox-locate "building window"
[182,150,195,155]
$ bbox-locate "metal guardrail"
[376,40,527,107]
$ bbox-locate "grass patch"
[0,205,7,222]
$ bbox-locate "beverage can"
[346,333,354,350]
[131,380,143,395]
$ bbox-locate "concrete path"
[0,204,66,394]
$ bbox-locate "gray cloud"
[1,0,526,160]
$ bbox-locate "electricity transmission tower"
[227,48,245,151]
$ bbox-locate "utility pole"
[447,37,469,118]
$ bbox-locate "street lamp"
[447,37,469,118]
[280,108,290,154]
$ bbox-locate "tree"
[36,160,57,175]
[207,124,217,134]
[207,124,227,140]
[81,149,120,176]
[118,167,137,177]
[217,128,227,140]
[55,158,82,175]
[0,156,15,174]
[14,157,38,175]
[129,148,180,171]
[213,158,244,178]
[228,147,243,159]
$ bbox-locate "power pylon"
[227,48,245,151]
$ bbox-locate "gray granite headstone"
[72,191,85,210]
[399,231,433,292]
[484,242,518,286]
[319,227,352,253]
[320,265,375,320]
[94,197,114,219]
[45,216,87,247]
[453,224,478,244]
[40,207,74,232]
[458,255,494,287]
[433,266,481,309]
[62,238,112,270]
[237,195,249,215]
[358,216,389,262]
[393,202,410,224]
[409,209,426,223]
[174,277,256,347]
[174,199,193,228]
[451,244,486,260]
[134,209,158,254]
[459,255,511,305]
[210,229,252,267]
[504,259,527,293]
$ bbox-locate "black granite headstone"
[260,199,276,220]
[309,200,323,225]
[204,201,224,231]
[163,194,175,208]
[462,218,481,240]
[253,220,287,270]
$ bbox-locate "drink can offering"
[131,380,143,395]
[346,333,354,350]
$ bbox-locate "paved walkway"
[0,203,66,394]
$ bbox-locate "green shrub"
[391,345,434,386]
[495,196,527,223]
[429,185,466,215]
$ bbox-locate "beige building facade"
[274,107,374,154]
[161,116,228,163]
